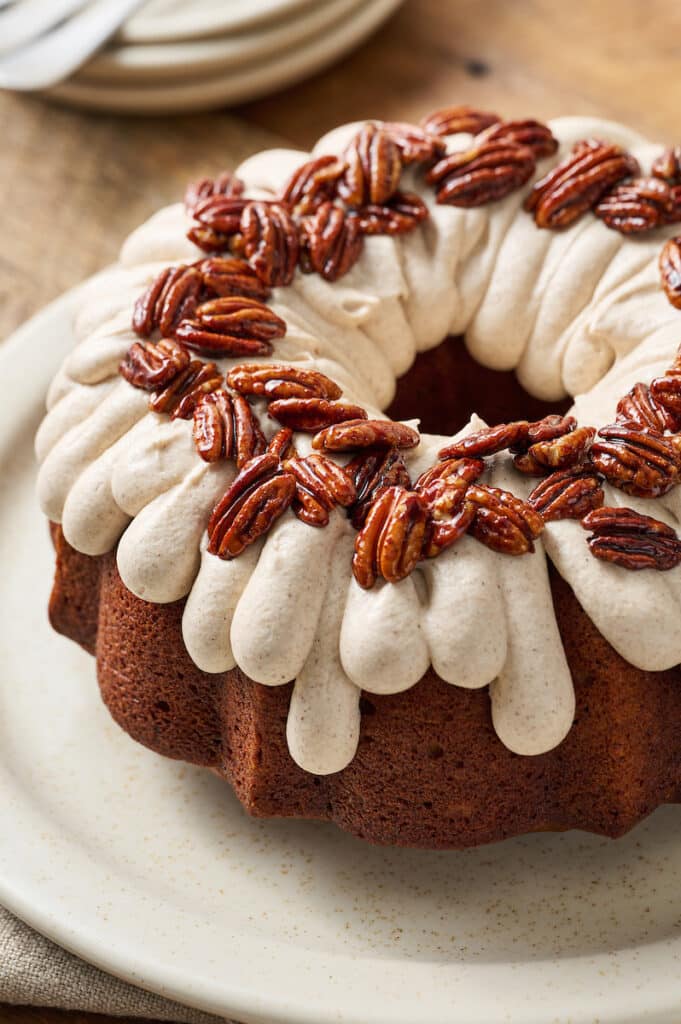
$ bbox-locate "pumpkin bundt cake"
[37,108,681,848]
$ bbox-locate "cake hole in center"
[386,335,571,437]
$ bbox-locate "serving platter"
[1,282,681,1024]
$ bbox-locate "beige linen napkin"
[0,904,228,1022]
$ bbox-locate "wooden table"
[2,0,681,1020]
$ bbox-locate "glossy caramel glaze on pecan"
[132,265,202,339]
[207,453,296,559]
[415,458,483,557]
[514,426,595,475]
[659,236,681,309]
[467,484,544,555]
[184,171,244,213]
[227,363,342,401]
[313,419,420,453]
[352,486,429,588]
[594,177,675,234]
[479,119,558,160]
[346,448,412,528]
[241,201,299,287]
[197,256,270,301]
[339,123,402,207]
[268,397,367,432]
[175,296,285,357]
[357,191,429,235]
[120,338,190,390]
[420,106,500,138]
[281,155,347,216]
[426,140,535,207]
[381,121,446,163]
[590,423,681,498]
[616,381,676,433]
[528,465,604,522]
[285,454,357,527]
[438,415,575,461]
[524,140,640,229]
[193,389,266,466]
[187,194,249,253]
[583,506,681,571]
[149,358,223,420]
[650,369,681,430]
[300,202,364,281]
[652,146,681,185]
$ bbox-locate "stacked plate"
[48,0,405,114]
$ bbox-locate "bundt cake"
[37,107,681,848]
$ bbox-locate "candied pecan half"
[420,106,500,138]
[426,140,535,206]
[616,381,675,433]
[184,171,244,213]
[300,202,364,281]
[150,358,223,419]
[415,458,483,557]
[528,465,604,522]
[381,121,446,163]
[357,191,429,235]
[652,146,681,186]
[659,236,681,309]
[590,423,681,498]
[339,123,402,207]
[120,338,190,390]
[285,454,357,527]
[268,397,367,432]
[227,363,342,401]
[583,506,681,571]
[193,389,266,466]
[187,195,249,253]
[650,370,681,430]
[281,155,347,216]
[241,200,299,287]
[352,486,429,588]
[197,256,270,301]
[440,420,530,459]
[346,447,412,528]
[207,453,296,559]
[594,177,674,234]
[479,119,558,160]
[175,296,285,357]
[524,140,640,229]
[132,264,202,339]
[313,419,420,452]
[514,426,595,475]
[467,484,544,555]
[267,427,297,461]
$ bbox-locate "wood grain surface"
[2,0,681,1021]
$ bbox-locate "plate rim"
[119,0,320,45]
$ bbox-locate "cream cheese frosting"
[36,115,681,775]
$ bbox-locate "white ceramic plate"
[2,282,681,1023]
[79,0,366,84]
[120,0,319,44]
[48,0,404,113]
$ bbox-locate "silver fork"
[0,0,148,91]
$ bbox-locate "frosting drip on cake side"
[35,115,681,774]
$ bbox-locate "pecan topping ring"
[590,424,681,498]
[241,201,299,287]
[300,202,363,281]
[227,363,342,401]
[313,419,420,453]
[659,236,681,310]
[339,123,402,207]
[426,140,535,207]
[352,486,429,589]
[208,453,295,559]
[268,397,368,432]
[193,389,266,467]
[583,506,681,571]
[524,140,640,229]
[594,177,674,234]
[528,465,604,522]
